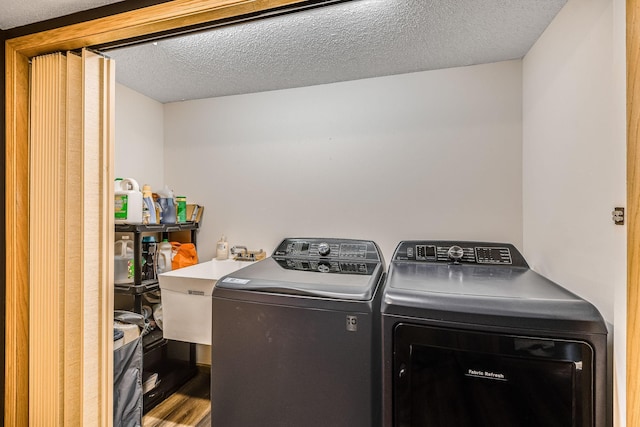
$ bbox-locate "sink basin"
[160,258,250,283]
[158,259,257,344]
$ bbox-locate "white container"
[216,235,229,260]
[114,236,135,284]
[158,259,253,345]
[156,239,173,275]
[114,178,143,224]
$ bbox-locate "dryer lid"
[386,263,572,300]
[381,241,607,334]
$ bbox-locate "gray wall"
[161,60,524,264]
[522,0,625,423]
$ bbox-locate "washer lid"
[215,238,385,301]
[217,257,384,300]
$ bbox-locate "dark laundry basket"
[114,317,143,427]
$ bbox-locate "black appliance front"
[394,324,594,427]
[381,241,611,427]
[212,296,375,426]
[211,237,385,427]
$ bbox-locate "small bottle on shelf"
[216,235,229,260]
[156,239,173,274]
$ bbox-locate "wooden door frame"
[628,1,640,426]
[5,0,638,425]
[4,0,309,423]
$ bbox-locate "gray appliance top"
[382,241,607,334]
[215,238,385,301]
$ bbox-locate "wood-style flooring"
[143,366,211,427]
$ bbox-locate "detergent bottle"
[114,236,135,284]
[157,185,177,224]
[156,239,173,275]
[115,178,143,224]
[142,184,157,224]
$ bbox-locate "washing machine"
[211,237,385,427]
[381,240,611,427]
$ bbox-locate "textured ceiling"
[0,0,123,29]
[2,0,568,103]
[106,0,567,103]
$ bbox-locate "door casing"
[5,0,637,425]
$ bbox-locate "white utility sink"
[158,259,255,345]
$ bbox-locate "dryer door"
[393,324,594,427]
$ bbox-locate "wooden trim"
[100,53,116,427]
[5,0,312,58]
[5,45,30,427]
[630,0,640,425]
[5,0,309,424]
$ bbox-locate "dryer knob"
[447,245,464,261]
[318,242,331,256]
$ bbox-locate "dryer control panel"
[393,240,528,268]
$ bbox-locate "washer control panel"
[394,241,527,267]
[272,238,383,274]
[273,258,379,275]
[274,238,381,261]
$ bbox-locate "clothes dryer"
[212,237,385,427]
[381,240,610,427]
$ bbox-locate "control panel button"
[447,245,464,261]
[415,245,437,261]
[318,242,331,256]
[475,247,512,264]
[317,262,331,273]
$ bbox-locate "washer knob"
[318,262,331,273]
[318,242,331,256]
[447,245,464,261]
